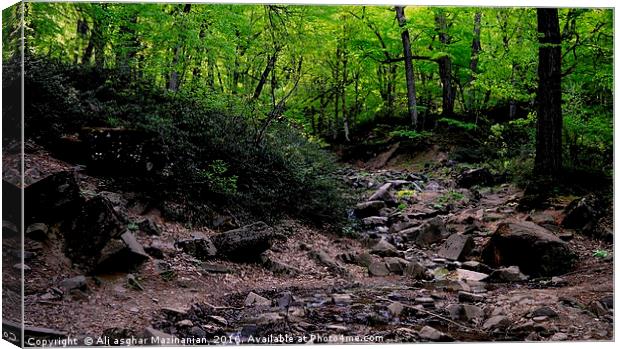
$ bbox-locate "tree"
[434,10,455,116]
[395,6,418,127]
[534,8,562,177]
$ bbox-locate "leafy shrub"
[23,54,349,226]
[389,129,432,141]
[437,117,478,131]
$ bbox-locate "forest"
[1,2,615,345]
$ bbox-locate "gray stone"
[384,257,409,274]
[531,306,558,318]
[354,200,387,218]
[550,332,568,341]
[244,292,271,307]
[370,239,399,257]
[175,235,218,260]
[143,327,176,343]
[487,266,528,282]
[211,222,284,261]
[368,261,390,276]
[483,315,511,330]
[368,183,396,204]
[332,294,352,305]
[454,268,489,282]
[481,221,577,276]
[201,263,231,274]
[401,217,450,247]
[139,218,161,236]
[458,291,485,303]
[362,216,389,226]
[59,275,87,291]
[404,261,426,279]
[418,326,453,342]
[13,263,30,271]
[387,302,405,317]
[437,233,474,261]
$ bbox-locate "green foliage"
[436,190,466,206]
[196,160,238,196]
[593,249,609,259]
[389,129,432,141]
[437,118,477,131]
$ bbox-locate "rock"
[529,212,556,225]
[331,293,352,305]
[404,261,426,279]
[26,223,49,240]
[370,239,399,257]
[589,301,608,317]
[481,221,577,276]
[59,275,87,291]
[244,292,271,307]
[437,233,474,261]
[458,291,485,303]
[354,201,386,218]
[143,327,176,342]
[487,266,528,282]
[14,263,31,271]
[550,276,567,286]
[175,233,218,260]
[277,292,294,308]
[456,168,494,188]
[368,261,390,276]
[384,257,409,274]
[529,307,557,319]
[418,326,453,342]
[368,183,396,205]
[483,315,511,330]
[362,216,389,226]
[460,261,494,274]
[176,319,193,327]
[260,252,300,276]
[447,304,484,322]
[139,218,161,236]
[24,171,84,225]
[389,220,417,234]
[562,194,602,229]
[256,313,284,325]
[211,222,284,261]
[558,232,574,241]
[63,196,127,268]
[354,251,375,268]
[387,302,405,317]
[550,332,568,341]
[201,263,230,274]
[189,326,206,338]
[401,217,450,247]
[454,268,489,282]
[127,274,144,291]
[95,232,149,272]
[532,316,548,322]
[415,297,435,307]
[310,250,351,277]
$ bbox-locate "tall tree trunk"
[395,6,418,127]
[435,11,455,116]
[252,51,278,100]
[168,4,191,91]
[342,44,350,142]
[534,8,563,177]
[466,12,482,114]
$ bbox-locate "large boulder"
[175,233,218,260]
[368,183,396,205]
[456,168,494,188]
[401,217,450,247]
[211,222,284,261]
[24,172,84,225]
[562,195,603,229]
[481,221,577,276]
[437,234,474,261]
[354,201,386,218]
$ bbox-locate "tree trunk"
[168,4,192,91]
[252,51,278,100]
[395,6,418,127]
[435,11,455,116]
[466,12,482,113]
[534,8,562,177]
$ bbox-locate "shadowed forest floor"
[2,140,613,344]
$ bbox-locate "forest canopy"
[2,3,614,223]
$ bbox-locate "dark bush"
[23,54,349,227]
